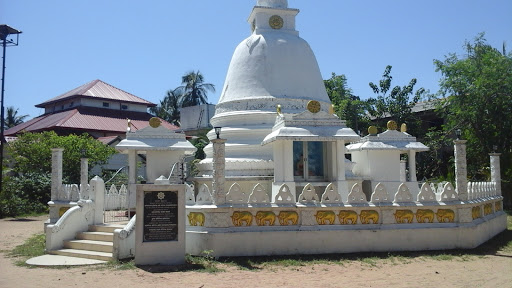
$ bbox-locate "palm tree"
[4,106,29,129]
[149,88,183,126]
[179,71,215,107]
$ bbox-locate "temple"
[44,0,506,261]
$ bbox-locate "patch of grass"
[102,259,136,270]
[9,233,45,258]
[358,256,380,267]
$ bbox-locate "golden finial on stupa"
[126,118,132,132]
[276,104,282,114]
[387,120,398,131]
[368,126,378,135]
[400,123,407,133]
[329,104,335,115]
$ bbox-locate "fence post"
[490,153,501,196]
[454,140,468,201]
[90,176,105,225]
[80,158,88,199]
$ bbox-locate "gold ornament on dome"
[269,15,284,29]
[387,120,398,131]
[307,100,321,113]
[149,117,162,128]
[276,104,282,114]
[368,126,378,135]
[400,123,407,133]
[329,104,335,115]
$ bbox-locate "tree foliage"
[434,33,512,182]
[324,73,370,133]
[149,88,183,126]
[4,106,28,129]
[7,131,116,183]
[367,65,426,135]
[179,70,215,107]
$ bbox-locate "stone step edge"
[49,249,113,261]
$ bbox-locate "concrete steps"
[48,224,125,261]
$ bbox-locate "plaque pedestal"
[135,184,185,265]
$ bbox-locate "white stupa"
[199,0,332,177]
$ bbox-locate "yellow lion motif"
[231,211,253,226]
[394,209,414,224]
[416,209,434,223]
[436,209,455,223]
[278,211,299,226]
[483,204,493,216]
[495,201,502,212]
[315,211,336,225]
[187,212,205,226]
[472,206,481,220]
[360,210,379,224]
[255,211,276,226]
[338,210,358,225]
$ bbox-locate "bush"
[0,173,50,218]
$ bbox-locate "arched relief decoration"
[394,183,413,203]
[347,183,367,204]
[417,182,436,202]
[69,184,80,202]
[321,183,341,203]
[440,182,458,201]
[185,183,196,205]
[196,184,213,205]
[275,184,294,203]
[248,183,270,203]
[370,183,389,203]
[298,183,319,203]
[227,183,247,203]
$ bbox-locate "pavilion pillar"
[454,140,468,200]
[490,153,502,196]
[128,150,137,208]
[400,159,407,182]
[408,151,417,182]
[80,157,88,199]
[271,140,296,203]
[336,141,350,201]
[212,138,227,205]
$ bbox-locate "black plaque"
[143,191,178,242]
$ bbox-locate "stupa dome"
[256,0,288,8]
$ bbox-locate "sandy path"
[0,215,510,288]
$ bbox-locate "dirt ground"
[0,215,511,288]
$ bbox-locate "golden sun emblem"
[149,117,162,128]
[269,15,284,29]
[307,100,321,113]
[157,192,165,200]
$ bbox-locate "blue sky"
[2,0,511,119]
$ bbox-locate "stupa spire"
[256,0,288,8]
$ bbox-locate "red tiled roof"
[35,79,156,108]
[5,106,178,136]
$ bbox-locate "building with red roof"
[5,79,178,138]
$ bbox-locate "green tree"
[4,106,28,128]
[179,71,215,107]
[434,33,512,184]
[368,65,426,135]
[1,132,116,217]
[324,73,371,133]
[149,88,183,126]
[7,131,116,183]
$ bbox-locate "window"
[102,102,110,108]
[293,141,326,181]
[121,104,128,110]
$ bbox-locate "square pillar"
[490,153,501,196]
[408,151,417,182]
[272,140,296,203]
[454,140,468,200]
[335,141,350,201]
[212,138,227,205]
